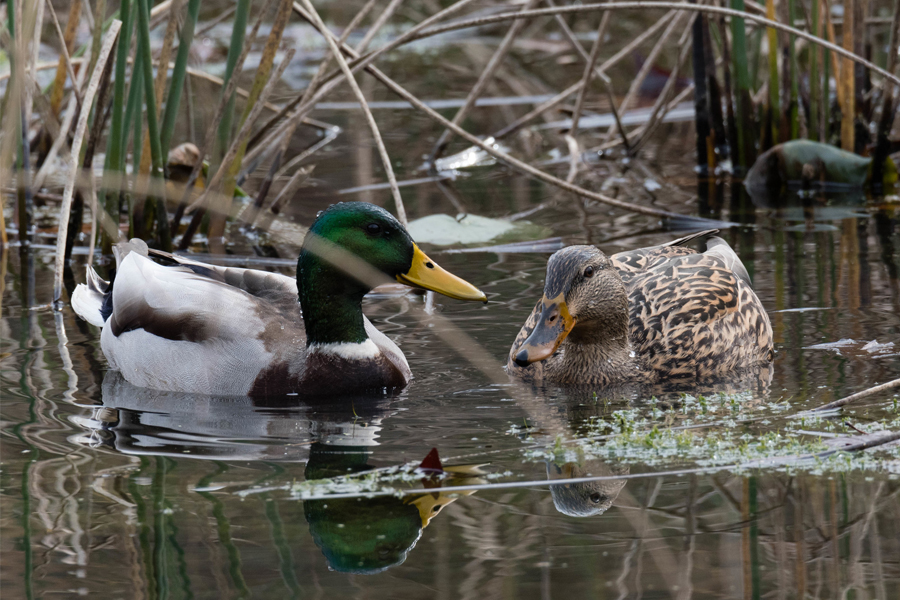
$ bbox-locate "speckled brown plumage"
[508,232,774,385]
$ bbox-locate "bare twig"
[569,15,610,139]
[408,2,900,87]
[810,379,900,413]
[44,0,83,112]
[492,10,676,140]
[609,83,694,153]
[630,16,695,153]
[242,0,480,169]
[194,4,237,37]
[300,0,408,225]
[244,0,379,216]
[602,9,687,143]
[281,6,714,222]
[354,0,404,54]
[429,0,539,162]
[53,20,122,305]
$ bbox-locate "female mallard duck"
[508,231,773,385]
[73,202,486,397]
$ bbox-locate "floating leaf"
[407,213,552,246]
[745,140,892,195]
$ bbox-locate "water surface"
[3,16,900,599]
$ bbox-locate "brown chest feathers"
[249,351,409,398]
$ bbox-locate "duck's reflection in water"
[304,445,484,574]
[546,459,629,517]
[73,372,395,460]
[536,365,774,518]
[71,372,483,575]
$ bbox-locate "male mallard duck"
[508,231,773,385]
[72,202,486,397]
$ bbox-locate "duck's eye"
[590,492,603,504]
[583,266,594,278]
[366,223,382,235]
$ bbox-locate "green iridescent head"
[296,202,486,345]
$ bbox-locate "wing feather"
[627,251,771,379]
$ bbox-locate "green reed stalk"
[125,63,144,172]
[101,0,134,252]
[766,0,780,143]
[160,0,201,155]
[750,27,764,91]
[691,12,711,173]
[788,0,799,138]
[215,0,252,169]
[135,0,171,249]
[809,0,819,141]
[123,36,143,236]
[730,0,751,168]
[822,36,830,141]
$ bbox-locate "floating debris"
[805,338,897,357]
[432,136,507,173]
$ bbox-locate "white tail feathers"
[71,267,109,327]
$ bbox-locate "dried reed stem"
[33,54,87,191]
[408,1,900,88]
[44,0,83,112]
[53,20,121,305]
[492,10,675,139]
[242,0,479,169]
[186,49,295,214]
[811,378,900,412]
[47,0,81,115]
[300,0,408,225]
[430,0,539,161]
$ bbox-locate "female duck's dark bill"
[396,244,487,302]
[513,293,575,366]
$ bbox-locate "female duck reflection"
[546,458,629,518]
[73,373,485,574]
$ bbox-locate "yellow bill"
[396,244,487,302]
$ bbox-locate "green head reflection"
[304,444,422,574]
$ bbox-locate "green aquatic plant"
[519,393,900,477]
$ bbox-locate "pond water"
[4,13,900,599]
